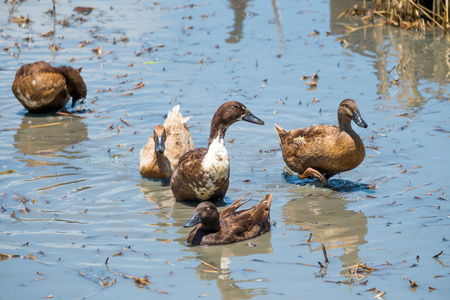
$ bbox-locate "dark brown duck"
[275,99,368,186]
[170,101,264,202]
[183,193,272,245]
[12,61,87,113]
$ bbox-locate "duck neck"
[202,220,221,233]
[208,118,228,147]
[339,118,355,135]
[155,152,170,173]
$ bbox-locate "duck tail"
[274,124,290,144]
[274,124,285,136]
[259,193,272,211]
[165,104,191,129]
[220,197,251,217]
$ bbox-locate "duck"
[183,193,272,245]
[275,99,368,187]
[170,101,264,202]
[139,105,195,179]
[12,61,87,113]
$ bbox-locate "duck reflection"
[140,179,176,221]
[329,0,450,109]
[282,181,367,271]
[226,0,251,43]
[182,233,273,299]
[14,113,88,166]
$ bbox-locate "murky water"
[1,0,449,299]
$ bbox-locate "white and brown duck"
[170,101,264,202]
[12,61,86,113]
[275,99,368,187]
[139,105,195,179]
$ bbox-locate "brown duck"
[139,105,195,179]
[12,61,87,113]
[183,193,272,245]
[275,99,368,187]
[170,101,264,202]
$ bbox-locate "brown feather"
[185,194,272,245]
[275,99,368,185]
[12,61,86,112]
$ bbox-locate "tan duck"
[12,61,87,113]
[139,105,195,179]
[275,99,368,187]
[183,193,272,245]
[170,101,264,202]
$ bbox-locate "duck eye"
[232,105,239,109]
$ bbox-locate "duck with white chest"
[170,101,264,202]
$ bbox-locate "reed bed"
[340,0,449,34]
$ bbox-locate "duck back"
[12,61,86,112]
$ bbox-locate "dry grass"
[340,0,449,34]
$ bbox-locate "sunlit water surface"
[1,0,449,299]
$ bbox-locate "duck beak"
[183,212,201,228]
[155,135,165,154]
[352,111,368,128]
[71,97,86,108]
[242,110,265,125]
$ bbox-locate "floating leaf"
[0,170,17,175]
[74,7,96,15]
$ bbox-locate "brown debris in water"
[321,243,329,263]
[56,112,86,119]
[374,291,386,298]
[74,7,97,15]
[108,270,167,294]
[433,250,443,258]
[0,253,20,261]
[112,93,133,98]
[10,15,31,27]
[120,118,132,127]
[40,30,54,38]
[409,280,418,287]
[127,82,145,90]
[307,233,313,243]
[85,268,116,288]
[3,42,21,58]
[92,45,103,58]
[78,40,93,48]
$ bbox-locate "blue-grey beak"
[183,212,201,228]
[155,135,165,154]
[242,111,265,125]
[352,111,368,128]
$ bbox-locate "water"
[1,0,449,299]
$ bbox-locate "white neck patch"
[202,136,229,173]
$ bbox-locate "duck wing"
[219,197,250,218]
[201,194,272,245]
[170,148,209,201]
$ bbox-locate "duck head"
[58,65,87,107]
[338,99,368,129]
[183,201,220,231]
[209,101,264,143]
[217,101,265,126]
[153,125,166,155]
